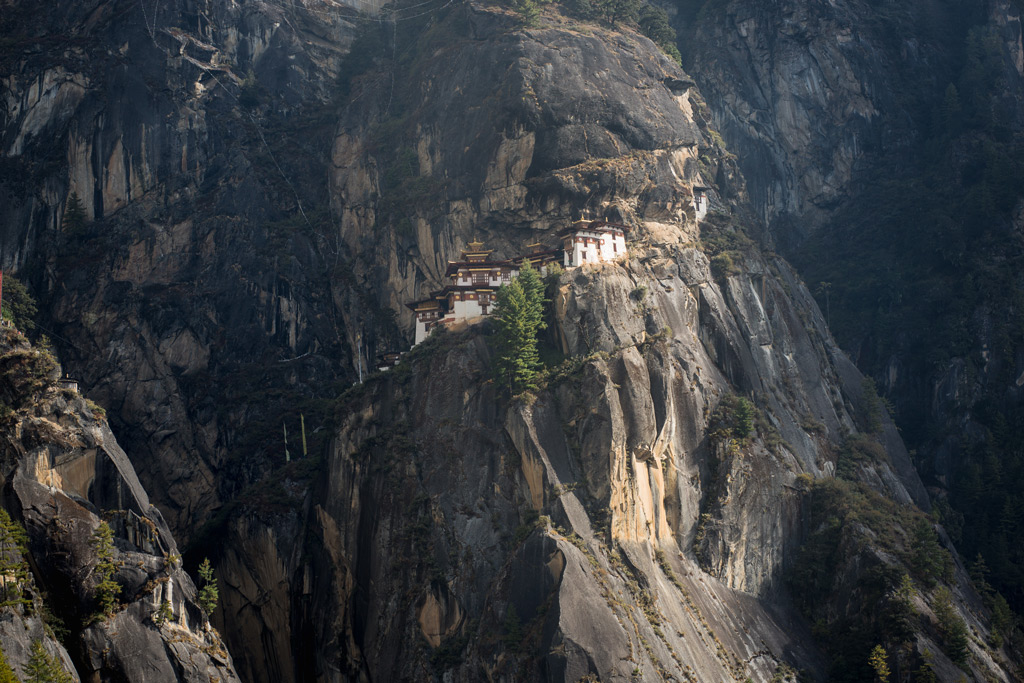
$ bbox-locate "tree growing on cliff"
[89,521,121,618]
[0,508,30,606]
[868,645,890,683]
[493,262,547,395]
[637,4,681,64]
[517,261,547,334]
[932,587,969,667]
[61,192,86,234]
[0,643,18,683]
[197,558,218,615]
[24,640,72,683]
[1,274,37,333]
[709,394,754,442]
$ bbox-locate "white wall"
[695,194,708,221]
[565,230,627,267]
[414,318,430,345]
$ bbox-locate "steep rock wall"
[0,329,242,682]
[678,0,969,246]
[204,7,1010,681]
[1,0,362,540]
[1,0,1017,680]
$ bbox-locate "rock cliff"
[679,0,1024,617]
[2,0,364,541]
[676,0,974,245]
[0,328,242,682]
[1,0,1020,681]
[210,4,1010,681]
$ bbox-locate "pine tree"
[868,644,891,682]
[23,641,50,683]
[23,640,72,683]
[197,558,218,615]
[0,643,18,683]
[493,279,541,395]
[89,522,120,618]
[0,508,30,606]
[516,261,547,333]
[154,598,174,625]
[731,396,754,439]
[637,4,681,64]
[932,587,969,667]
[492,261,549,395]
[969,552,993,599]
[0,275,37,332]
[61,193,86,234]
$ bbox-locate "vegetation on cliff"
[493,263,548,394]
[505,0,681,62]
[0,274,36,334]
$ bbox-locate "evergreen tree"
[493,277,542,395]
[969,552,993,598]
[932,587,969,667]
[154,598,174,625]
[89,522,120,618]
[197,558,218,615]
[0,509,30,606]
[1,275,37,333]
[596,0,640,26]
[0,643,18,683]
[23,641,49,683]
[731,396,754,439]
[638,4,681,64]
[880,573,916,645]
[516,261,547,333]
[868,645,890,683]
[61,193,86,234]
[909,519,952,585]
[23,640,71,683]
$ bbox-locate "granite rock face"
[682,0,1024,249]
[216,232,1011,680]
[212,6,1006,681]
[0,0,1017,681]
[677,0,955,247]
[1,0,362,541]
[0,329,241,682]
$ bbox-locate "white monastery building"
[407,218,631,346]
[559,219,628,267]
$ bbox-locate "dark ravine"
[0,0,1021,681]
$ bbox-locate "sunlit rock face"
[1,0,1015,680]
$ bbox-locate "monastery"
[406,218,630,346]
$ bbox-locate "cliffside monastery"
[406,218,629,346]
